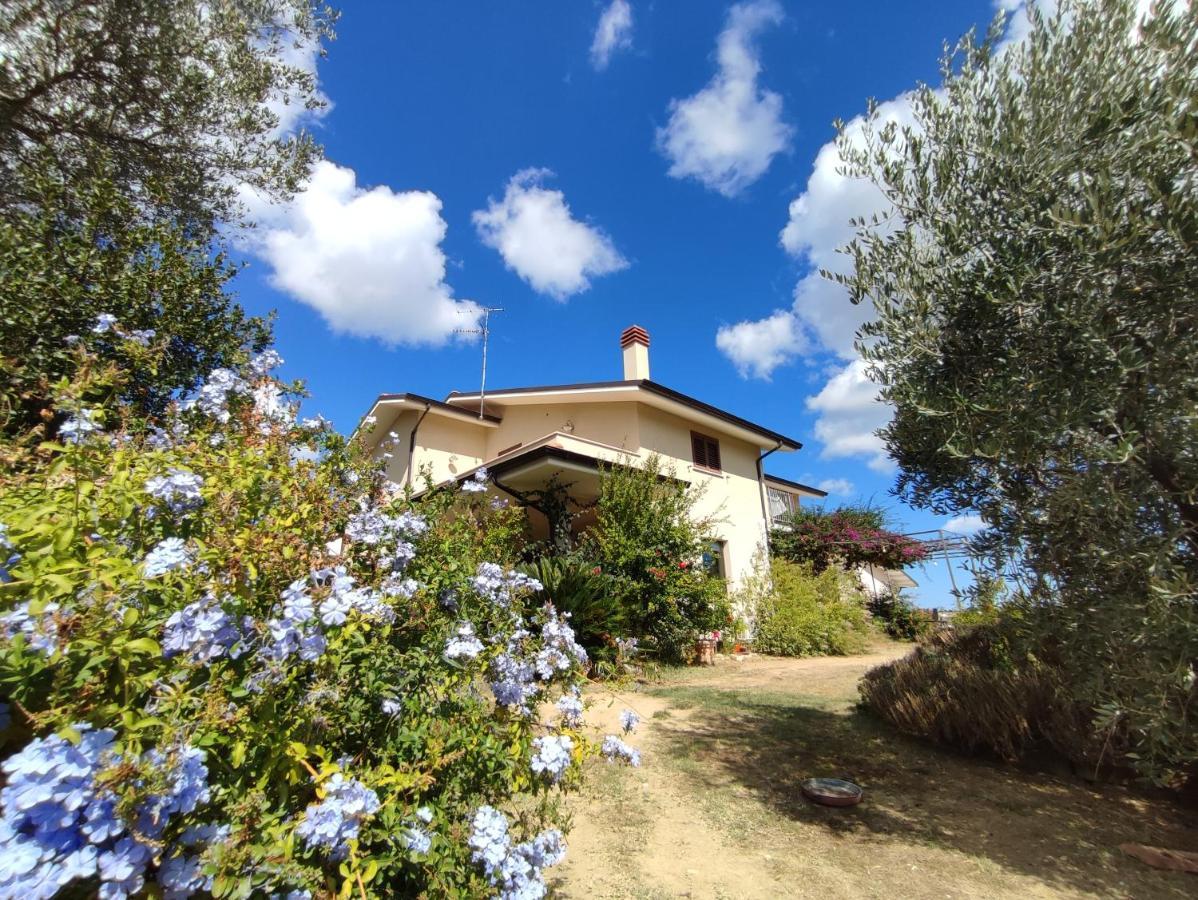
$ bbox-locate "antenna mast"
[455,307,503,420]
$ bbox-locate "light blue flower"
[471,562,541,607]
[126,329,155,346]
[380,698,402,716]
[403,826,432,855]
[60,408,102,444]
[142,538,193,577]
[601,735,641,767]
[489,651,539,711]
[295,774,380,856]
[182,368,247,423]
[145,469,204,516]
[0,727,211,899]
[530,735,573,783]
[162,595,243,664]
[249,349,284,378]
[468,806,567,899]
[620,709,640,734]
[443,622,485,661]
[461,468,489,493]
[0,601,62,655]
[556,691,584,727]
[92,313,118,334]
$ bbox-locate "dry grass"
[552,643,1198,899]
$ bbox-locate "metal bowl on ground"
[801,777,864,807]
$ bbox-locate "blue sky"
[231,0,1016,606]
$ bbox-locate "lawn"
[552,643,1198,899]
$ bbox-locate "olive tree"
[0,0,336,432]
[0,0,336,228]
[834,0,1197,781]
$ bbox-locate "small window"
[768,487,798,523]
[690,431,722,472]
[702,541,726,579]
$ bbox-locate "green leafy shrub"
[0,335,627,897]
[523,555,626,659]
[748,560,869,657]
[866,591,932,641]
[581,455,727,664]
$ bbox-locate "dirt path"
[551,644,1197,899]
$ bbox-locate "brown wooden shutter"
[691,432,721,471]
[707,436,721,471]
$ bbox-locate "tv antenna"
[455,306,504,420]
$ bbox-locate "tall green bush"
[865,591,932,642]
[0,336,628,897]
[746,560,869,658]
[581,455,728,663]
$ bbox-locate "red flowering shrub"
[771,506,927,574]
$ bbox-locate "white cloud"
[714,2,1059,470]
[945,514,986,534]
[805,359,894,473]
[816,477,856,497]
[590,0,634,70]
[656,0,792,196]
[239,161,481,346]
[473,168,628,300]
[716,310,808,379]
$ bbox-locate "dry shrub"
[859,625,1117,775]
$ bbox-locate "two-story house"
[356,326,826,587]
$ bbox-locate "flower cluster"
[295,774,380,857]
[158,823,229,899]
[534,610,588,680]
[556,690,584,727]
[182,368,248,423]
[601,735,641,767]
[144,469,205,517]
[0,727,214,899]
[443,622,485,661]
[0,601,62,656]
[486,609,588,714]
[252,382,295,428]
[313,566,394,626]
[402,807,435,856]
[620,709,640,734]
[59,408,101,444]
[468,805,567,900]
[471,562,542,608]
[530,735,573,783]
[261,577,326,665]
[249,350,284,378]
[142,538,194,578]
[90,314,154,347]
[162,595,246,664]
[461,466,489,494]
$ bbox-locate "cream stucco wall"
[380,411,489,487]
[481,402,639,458]
[634,406,769,588]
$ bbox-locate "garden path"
[553,644,1198,899]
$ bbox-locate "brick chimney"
[620,325,650,381]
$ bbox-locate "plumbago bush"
[0,331,637,898]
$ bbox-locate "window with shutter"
[690,431,722,472]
